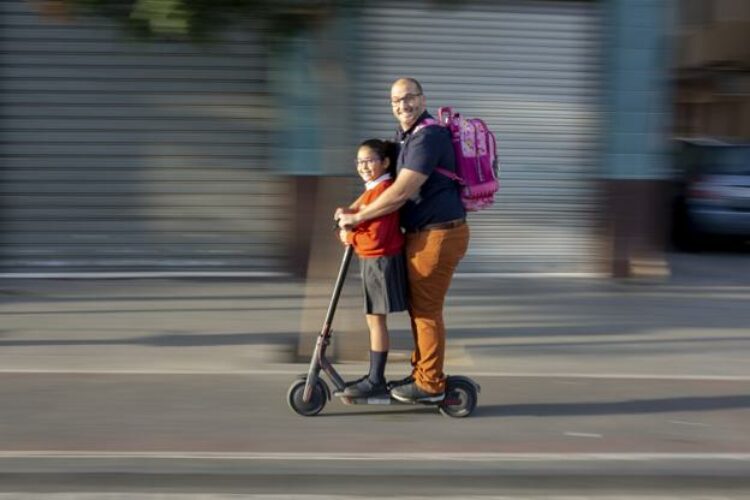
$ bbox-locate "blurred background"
[6,0,745,280]
[1,1,750,497]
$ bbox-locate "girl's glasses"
[356,158,380,167]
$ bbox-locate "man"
[336,78,469,402]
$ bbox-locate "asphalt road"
[1,372,749,497]
[1,252,749,497]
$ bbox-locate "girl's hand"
[338,229,350,245]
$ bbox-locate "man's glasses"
[390,93,422,107]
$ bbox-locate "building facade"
[675,0,750,139]
[0,0,672,277]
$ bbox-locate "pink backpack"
[416,107,500,211]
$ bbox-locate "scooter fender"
[446,375,481,393]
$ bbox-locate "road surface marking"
[564,432,603,438]
[0,368,748,381]
[0,495,740,500]
[668,420,713,427]
[0,451,749,461]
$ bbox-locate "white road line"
[0,451,749,461]
[0,496,737,500]
[564,432,604,438]
[668,420,713,427]
[453,272,607,278]
[0,368,748,381]
[0,271,603,279]
[0,272,288,279]
[463,372,750,381]
[0,496,741,500]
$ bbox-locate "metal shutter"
[353,0,604,275]
[0,0,288,276]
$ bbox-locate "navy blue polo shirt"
[395,112,465,232]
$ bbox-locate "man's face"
[391,80,426,131]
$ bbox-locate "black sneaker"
[390,381,444,403]
[386,375,414,390]
[343,377,387,398]
[344,375,368,388]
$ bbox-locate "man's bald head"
[392,78,423,95]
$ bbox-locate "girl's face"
[356,146,388,183]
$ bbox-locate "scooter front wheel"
[287,379,328,416]
[439,378,478,418]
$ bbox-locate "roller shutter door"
[353,0,604,274]
[0,0,288,275]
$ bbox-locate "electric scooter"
[287,244,480,418]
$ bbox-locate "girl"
[337,139,408,398]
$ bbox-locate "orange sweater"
[346,179,404,258]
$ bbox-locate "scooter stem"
[303,245,354,403]
[322,244,354,329]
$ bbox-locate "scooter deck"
[333,391,455,406]
[336,393,393,405]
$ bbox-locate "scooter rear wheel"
[439,378,477,418]
[287,379,327,416]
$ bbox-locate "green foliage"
[60,0,461,42]
[62,0,356,41]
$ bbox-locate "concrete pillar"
[602,0,674,278]
[289,175,370,362]
[270,11,369,361]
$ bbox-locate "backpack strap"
[412,117,440,135]
[435,167,463,184]
[410,116,463,184]
[438,107,454,125]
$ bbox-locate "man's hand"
[337,212,359,230]
[334,206,357,225]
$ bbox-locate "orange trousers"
[405,223,469,394]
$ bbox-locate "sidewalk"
[0,252,748,377]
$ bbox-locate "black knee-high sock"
[368,350,388,384]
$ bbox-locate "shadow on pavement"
[319,407,437,417]
[0,332,298,347]
[473,394,750,418]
